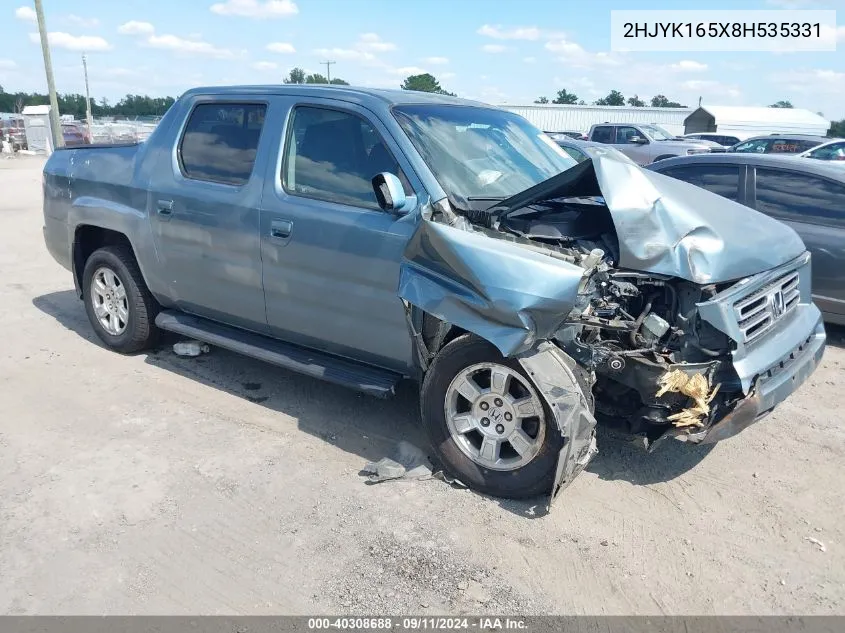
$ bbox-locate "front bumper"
[680,313,826,444]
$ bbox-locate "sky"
[1,0,844,118]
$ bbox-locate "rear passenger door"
[751,167,845,317]
[259,100,423,373]
[147,98,270,333]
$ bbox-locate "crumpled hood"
[493,154,807,284]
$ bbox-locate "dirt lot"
[1,155,843,615]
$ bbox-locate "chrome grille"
[733,270,800,344]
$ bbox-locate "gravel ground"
[1,155,843,615]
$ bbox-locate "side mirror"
[372,172,410,214]
[629,135,648,144]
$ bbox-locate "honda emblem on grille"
[770,290,785,318]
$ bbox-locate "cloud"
[66,14,100,28]
[389,66,428,76]
[252,61,279,70]
[15,6,36,22]
[28,32,111,51]
[422,56,449,65]
[546,38,623,68]
[146,33,239,58]
[314,47,376,62]
[678,79,741,99]
[0,59,17,69]
[477,24,541,40]
[441,72,456,79]
[481,44,508,53]
[118,21,155,35]
[210,0,298,18]
[523,56,536,64]
[670,60,708,72]
[266,41,295,53]
[357,33,396,52]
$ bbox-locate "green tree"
[769,100,793,108]
[828,119,845,137]
[400,73,455,96]
[552,89,578,105]
[534,96,549,104]
[305,73,327,84]
[595,90,625,106]
[627,94,645,107]
[330,78,349,85]
[650,94,686,108]
[283,67,306,84]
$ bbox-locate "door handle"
[270,219,293,240]
[157,199,174,217]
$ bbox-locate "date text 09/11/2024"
[307,617,528,630]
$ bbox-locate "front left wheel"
[82,245,159,353]
[420,334,563,499]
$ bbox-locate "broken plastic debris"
[804,536,826,552]
[173,340,210,357]
[656,369,721,428]
[362,441,434,483]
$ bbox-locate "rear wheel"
[420,334,562,499]
[82,245,159,353]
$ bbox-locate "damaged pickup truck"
[41,86,826,503]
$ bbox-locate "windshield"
[640,124,675,141]
[392,105,576,203]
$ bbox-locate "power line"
[321,60,336,83]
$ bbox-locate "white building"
[500,104,693,136]
[683,105,830,140]
[21,104,55,154]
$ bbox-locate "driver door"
[259,100,422,372]
[613,126,651,165]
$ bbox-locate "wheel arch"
[72,225,136,298]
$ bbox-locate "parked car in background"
[62,122,92,147]
[546,130,588,141]
[648,153,845,325]
[681,132,741,147]
[0,117,27,150]
[587,123,716,165]
[728,134,828,155]
[798,138,845,162]
[551,136,635,165]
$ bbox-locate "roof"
[22,105,51,115]
[740,133,830,142]
[688,105,830,128]
[647,153,845,181]
[183,84,489,107]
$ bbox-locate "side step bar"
[155,310,402,398]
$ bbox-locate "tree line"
[3,76,843,136]
[0,86,175,119]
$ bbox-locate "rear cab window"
[179,102,267,185]
[659,164,742,201]
[281,105,412,210]
[591,126,615,144]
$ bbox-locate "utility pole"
[322,60,335,84]
[34,0,64,148]
[82,53,93,132]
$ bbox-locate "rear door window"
[179,102,266,185]
[755,167,845,225]
[591,126,614,143]
[768,138,803,154]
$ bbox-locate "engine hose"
[630,292,660,347]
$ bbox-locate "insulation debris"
[656,369,721,428]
